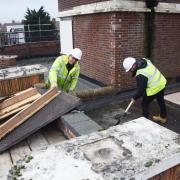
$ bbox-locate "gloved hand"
[50,82,57,89]
[69,90,76,96]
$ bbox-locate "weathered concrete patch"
[0,64,48,80]
[165,92,180,106]
[9,117,180,180]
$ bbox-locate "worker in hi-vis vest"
[48,48,82,93]
[123,57,167,123]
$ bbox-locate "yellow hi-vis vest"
[136,58,167,96]
[48,55,80,92]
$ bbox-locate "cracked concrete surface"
[9,117,180,180]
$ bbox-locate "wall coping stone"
[58,0,180,18]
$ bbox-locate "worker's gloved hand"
[69,90,76,96]
[131,98,136,103]
[50,83,57,89]
[34,83,47,89]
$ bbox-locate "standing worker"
[48,48,82,93]
[123,57,167,123]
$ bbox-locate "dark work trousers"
[141,88,167,118]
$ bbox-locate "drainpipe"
[145,0,158,60]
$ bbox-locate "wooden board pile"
[0,87,60,140]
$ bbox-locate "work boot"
[152,115,167,123]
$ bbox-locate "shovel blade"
[114,112,130,120]
[114,112,131,125]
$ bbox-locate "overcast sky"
[0,0,59,24]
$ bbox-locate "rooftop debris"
[0,90,81,153]
[0,87,59,140]
[0,87,41,120]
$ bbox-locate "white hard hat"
[123,57,136,72]
[70,48,82,60]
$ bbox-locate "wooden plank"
[42,124,66,144]
[0,87,39,110]
[27,132,48,151]
[0,94,41,116]
[0,96,8,103]
[9,141,31,164]
[150,164,180,180]
[0,87,60,140]
[0,92,81,153]
[13,87,35,96]
[0,151,12,180]
[174,164,180,179]
[0,103,31,121]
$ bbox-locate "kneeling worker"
[123,57,167,123]
[48,48,82,93]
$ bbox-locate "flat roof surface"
[12,117,180,180]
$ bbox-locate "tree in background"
[23,6,57,42]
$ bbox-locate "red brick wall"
[73,12,145,89]
[73,11,180,89]
[59,0,180,89]
[115,13,145,90]
[0,42,60,59]
[153,13,180,80]
[74,13,115,86]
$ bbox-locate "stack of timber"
[0,88,41,120]
[0,64,48,96]
[0,87,60,140]
[0,90,81,153]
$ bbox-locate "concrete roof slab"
[10,117,180,180]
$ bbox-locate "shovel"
[114,100,134,125]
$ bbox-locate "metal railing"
[0,24,59,48]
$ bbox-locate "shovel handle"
[125,100,134,113]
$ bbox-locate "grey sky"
[0,0,58,24]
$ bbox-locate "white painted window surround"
[60,19,73,55]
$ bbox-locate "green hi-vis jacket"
[136,58,167,96]
[48,55,80,92]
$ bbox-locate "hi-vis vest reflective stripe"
[136,58,167,96]
[48,55,80,92]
